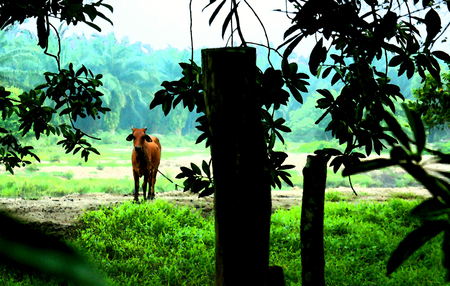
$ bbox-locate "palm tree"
[0,25,43,90]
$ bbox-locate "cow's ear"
[144,135,152,142]
[126,134,134,141]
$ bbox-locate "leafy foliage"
[343,104,450,280]
[0,1,115,284]
[409,69,450,135]
[151,58,308,196]
[278,0,450,174]
[0,0,113,49]
[0,1,114,174]
[176,160,215,198]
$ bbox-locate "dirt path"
[0,152,434,237]
[0,186,431,237]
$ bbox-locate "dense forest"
[0,22,444,143]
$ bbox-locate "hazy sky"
[65,0,307,53]
[21,1,449,57]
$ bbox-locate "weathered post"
[202,47,271,286]
[301,154,330,286]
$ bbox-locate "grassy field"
[0,134,423,198]
[1,135,449,285]
[0,198,447,285]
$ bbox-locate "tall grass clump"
[75,199,446,285]
[270,199,445,285]
[323,199,445,285]
[75,200,215,285]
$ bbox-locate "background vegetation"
[2,24,447,145]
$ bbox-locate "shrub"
[96,163,105,171]
[25,163,39,172]
[49,154,61,162]
[325,190,350,202]
[63,171,74,180]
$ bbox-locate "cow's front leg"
[142,173,149,200]
[133,170,140,202]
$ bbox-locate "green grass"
[325,190,352,202]
[0,173,133,198]
[3,134,420,195]
[0,164,419,199]
[76,200,216,285]
[1,199,446,285]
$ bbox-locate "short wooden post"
[202,47,271,286]
[301,154,330,286]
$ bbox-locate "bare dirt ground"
[0,153,433,238]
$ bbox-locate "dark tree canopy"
[152,0,450,283]
[152,0,450,193]
[0,0,113,173]
[0,1,114,284]
[279,0,450,170]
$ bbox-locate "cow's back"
[146,136,161,168]
[150,136,161,152]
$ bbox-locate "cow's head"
[126,126,152,153]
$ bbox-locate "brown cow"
[126,126,162,201]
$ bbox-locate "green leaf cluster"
[279,0,450,180]
[343,104,450,281]
[0,1,115,173]
[150,57,308,195]
[409,70,450,134]
[176,160,214,197]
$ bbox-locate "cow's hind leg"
[133,170,140,202]
[149,168,157,200]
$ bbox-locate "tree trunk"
[301,154,330,286]
[202,47,271,286]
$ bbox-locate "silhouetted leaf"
[208,0,226,25]
[199,186,215,198]
[342,158,395,176]
[387,220,448,276]
[383,111,411,151]
[202,160,211,178]
[424,8,441,47]
[84,21,101,32]
[389,55,403,67]
[202,0,218,12]
[36,16,47,49]
[282,34,304,59]
[278,171,293,187]
[0,213,106,286]
[191,163,202,176]
[331,67,345,85]
[309,38,326,75]
[288,85,303,104]
[322,66,333,79]
[411,197,448,220]
[402,103,425,154]
[317,89,334,101]
[222,2,239,39]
